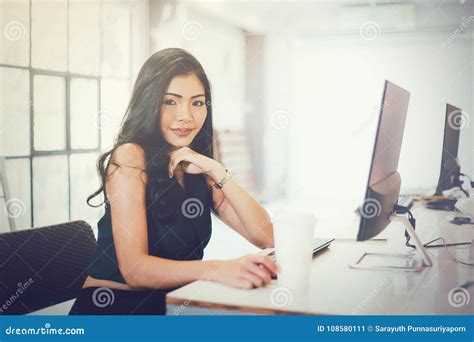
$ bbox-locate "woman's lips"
[171,128,194,137]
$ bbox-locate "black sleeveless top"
[87,173,213,285]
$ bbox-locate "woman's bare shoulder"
[111,143,146,169]
[107,143,148,186]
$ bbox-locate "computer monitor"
[352,81,432,271]
[435,104,462,195]
[357,80,410,241]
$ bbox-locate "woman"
[69,48,276,315]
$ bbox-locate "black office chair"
[0,220,96,315]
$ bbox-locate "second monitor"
[425,104,470,211]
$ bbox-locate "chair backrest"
[0,220,96,315]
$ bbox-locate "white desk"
[166,205,474,315]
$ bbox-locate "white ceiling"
[182,0,473,34]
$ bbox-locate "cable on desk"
[393,204,472,249]
[460,173,474,189]
[428,237,474,267]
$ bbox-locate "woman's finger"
[236,279,253,290]
[240,271,262,288]
[168,148,189,172]
[247,262,271,285]
[252,255,278,275]
[169,155,184,177]
[172,154,200,175]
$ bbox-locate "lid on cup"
[272,208,317,226]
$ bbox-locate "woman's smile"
[170,127,194,137]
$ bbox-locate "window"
[0,0,137,231]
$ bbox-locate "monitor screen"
[357,80,411,241]
[435,104,462,194]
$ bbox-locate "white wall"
[149,2,246,131]
[285,33,472,207]
[261,34,294,200]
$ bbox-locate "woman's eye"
[163,99,176,105]
[192,100,205,107]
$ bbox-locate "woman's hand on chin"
[168,146,225,180]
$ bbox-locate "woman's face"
[160,73,208,148]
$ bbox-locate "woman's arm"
[107,143,276,290]
[207,169,274,249]
[168,147,274,249]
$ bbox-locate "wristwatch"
[213,168,232,189]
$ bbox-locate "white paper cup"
[273,209,316,291]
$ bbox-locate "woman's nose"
[176,103,194,121]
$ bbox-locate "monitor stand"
[350,212,433,272]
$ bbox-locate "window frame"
[1,0,133,227]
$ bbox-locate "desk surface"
[166,205,474,315]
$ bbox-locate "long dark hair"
[87,48,214,207]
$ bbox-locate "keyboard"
[266,238,335,262]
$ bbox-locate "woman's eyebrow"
[164,92,205,99]
[164,92,182,98]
